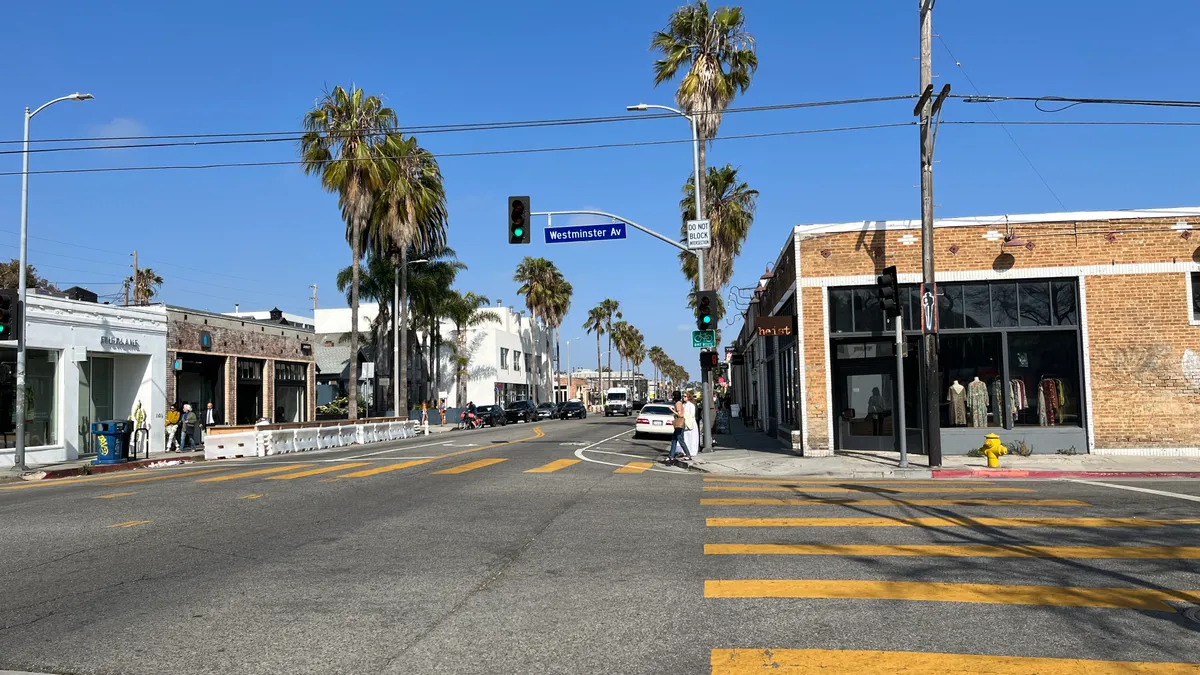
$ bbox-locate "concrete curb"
[685,461,935,479]
[934,469,1200,479]
[13,454,205,482]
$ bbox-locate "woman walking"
[665,391,691,462]
[683,391,700,458]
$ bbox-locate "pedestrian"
[665,391,691,462]
[421,401,429,435]
[202,401,218,443]
[438,398,447,425]
[165,403,180,452]
[180,403,198,451]
[684,391,700,457]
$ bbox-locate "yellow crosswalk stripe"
[704,477,993,486]
[702,486,1032,494]
[434,458,508,474]
[701,498,1089,507]
[704,543,1200,559]
[706,516,1200,528]
[525,459,582,473]
[615,461,654,474]
[196,465,313,482]
[94,492,136,499]
[710,648,1200,674]
[109,467,231,484]
[264,462,372,480]
[332,459,432,479]
[704,579,1200,611]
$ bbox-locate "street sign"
[692,330,716,348]
[686,219,711,250]
[544,222,627,244]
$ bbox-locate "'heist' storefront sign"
[756,316,795,338]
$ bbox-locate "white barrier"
[205,431,259,460]
[209,419,419,459]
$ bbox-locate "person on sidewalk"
[180,403,198,452]
[438,399,447,425]
[165,403,181,452]
[665,391,692,462]
[684,391,700,457]
[202,401,218,444]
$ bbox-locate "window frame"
[1189,271,1200,326]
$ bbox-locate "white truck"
[604,387,631,417]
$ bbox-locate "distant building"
[225,307,315,330]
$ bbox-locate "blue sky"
[3,0,1199,374]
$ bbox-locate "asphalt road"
[1,416,1199,674]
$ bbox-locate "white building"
[1,294,168,467]
[226,307,315,330]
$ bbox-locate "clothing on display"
[1038,377,1066,426]
[947,382,967,426]
[967,378,989,427]
[1010,379,1028,417]
[990,379,1003,422]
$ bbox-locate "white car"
[634,404,675,439]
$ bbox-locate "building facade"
[732,207,1200,457]
[1,294,168,467]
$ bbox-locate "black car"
[505,400,538,424]
[559,401,587,420]
[474,404,507,427]
[535,402,559,420]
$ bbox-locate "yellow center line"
[108,467,232,485]
[704,543,1200,559]
[94,492,136,499]
[332,459,433,479]
[264,462,371,480]
[1,472,137,490]
[702,486,1033,494]
[706,516,1199,528]
[107,520,151,529]
[196,465,313,482]
[704,477,995,486]
[239,494,265,500]
[433,458,509,474]
[615,461,654,474]
[710,648,1200,674]
[704,579,1200,611]
[525,458,582,473]
[700,498,1090,507]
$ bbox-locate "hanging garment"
[947,385,967,426]
[967,379,989,427]
[1037,386,1048,426]
[991,379,1004,421]
[1040,379,1060,426]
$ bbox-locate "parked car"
[535,402,559,420]
[559,400,587,420]
[634,403,675,439]
[474,404,507,427]
[631,399,647,412]
[505,400,538,424]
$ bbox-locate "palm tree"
[123,268,164,305]
[444,291,501,405]
[407,246,465,403]
[365,132,448,414]
[582,299,621,399]
[543,274,574,404]
[651,0,757,218]
[679,164,757,324]
[513,257,572,404]
[301,86,396,420]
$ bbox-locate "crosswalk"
[701,476,1200,673]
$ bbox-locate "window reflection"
[1019,281,1052,326]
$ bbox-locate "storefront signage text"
[100,336,141,350]
[756,316,795,337]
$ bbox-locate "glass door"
[833,341,896,452]
[77,357,114,456]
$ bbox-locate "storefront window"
[779,335,796,427]
[1019,282,1052,326]
[1192,272,1200,322]
[274,361,307,423]
[939,334,1003,428]
[1,349,58,448]
[1008,332,1081,427]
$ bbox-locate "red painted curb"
[35,454,205,480]
[933,469,1200,479]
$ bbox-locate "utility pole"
[918,0,943,467]
[310,284,318,314]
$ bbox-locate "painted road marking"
[1,472,136,491]
[332,459,433,479]
[704,477,993,486]
[196,465,313,482]
[573,430,681,474]
[240,494,265,500]
[94,492,136,499]
[526,459,582,473]
[709,648,1200,674]
[701,498,1089,507]
[264,462,372,480]
[704,543,1200,559]
[433,458,508,474]
[107,520,151,529]
[108,468,231,484]
[1069,479,1200,504]
[703,579,1200,611]
[705,516,1200,528]
[615,461,654,474]
[702,485,1033,494]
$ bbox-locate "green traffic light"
[514,228,523,237]
[702,315,711,324]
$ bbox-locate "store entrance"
[831,338,924,453]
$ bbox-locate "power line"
[936,35,1067,210]
[0,122,914,177]
[943,120,1200,127]
[0,95,917,149]
[954,93,1200,110]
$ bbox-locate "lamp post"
[626,102,713,452]
[15,93,93,471]
[563,337,581,403]
[392,255,427,417]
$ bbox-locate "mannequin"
[947,380,967,426]
[967,376,989,427]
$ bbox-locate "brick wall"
[800,286,831,453]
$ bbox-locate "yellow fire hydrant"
[981,433,1007,468]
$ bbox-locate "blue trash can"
[92,420,134,465]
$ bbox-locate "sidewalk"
[1,449,205,483]
[691,420,1200,478]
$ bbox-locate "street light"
[563,336,582,403]
[14,92,94,471]
[393,255,428,416]
[627,101,714,452]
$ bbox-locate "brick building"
[165,307,316,427]
[731,207,1200,457]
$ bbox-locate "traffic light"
[0,289,19,342]
[508,195,530,244]
[699,350,719,371]
[694,290,717,330]
[877,265,900,317]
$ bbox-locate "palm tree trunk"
[455,326,467,406]
[399,247,409,416]
[606,335,613,397]
[595,335,602,409]
[348,220,362,421]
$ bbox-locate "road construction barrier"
[204,418,419,460]
[204,430,260,460]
